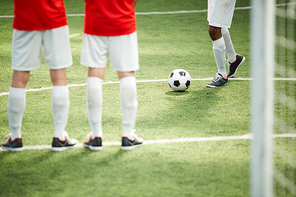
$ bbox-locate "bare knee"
[50,68,67,86]
[88,67,105,79]
[11,70,30,88]
[118,71,134,80]
[208,26,222,41]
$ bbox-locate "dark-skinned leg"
[208,25,222,41]
[208,25,227,78]
[206,25,228,87]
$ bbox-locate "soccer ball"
[168,69,191,91]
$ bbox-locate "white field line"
[0,3,295,18]
[0,133,295,151]
[1,77,296,97]
[69,33,81,38]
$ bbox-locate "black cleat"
[228,55,245,78]
[121,135,143,151]
[51,137,77,152]
[206,73,228,88]
[1,137,23,152]
[84,135,103,151]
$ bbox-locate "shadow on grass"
[0,141,251,197]
[165,91,190,96]
[136,84,225,138]
[78,148,126,165]
[0,148,131,196]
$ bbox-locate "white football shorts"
[12,25,72,71]
[80,31,139,72]
[207,0,236,28]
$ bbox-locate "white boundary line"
[0,3,294,152]
[0,2,295,97]
[1,78,296,97]
[0,133,295,151]
[0,3,295,18]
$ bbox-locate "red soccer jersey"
[13,0,68,31]
[84,0,137,36]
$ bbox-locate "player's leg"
[208,26,227,78]
[221,27,236,63]
[43,25,77,151]
[80,34,108,151]
[118,71,137,138]
[206,0,229,87]
[109,31,143,150]
[118,72,143,150]
[217,0,245,77]
[2,29,43,152]
[221,27,246,77]
[2,71,30,152]
[82,68,104,151]
[206,25,228,88]
[49,68,70,140]
[87,67,104,140]
[9,71,30,139]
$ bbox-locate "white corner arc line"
[0,133,295,151]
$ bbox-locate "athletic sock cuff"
[119,76,136,88]
[9,87,26,97]
[87,77,103,88]
[212,37,225,50]
[52,86,69,97]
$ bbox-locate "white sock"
[221,27,237,63]
[52,86,70,140]
[87,77,103,138]
[8,87,26,140]
[212,37,227,78]
[120,76,138,139]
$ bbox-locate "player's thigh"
[43,25,72,69]
[12,29,43,71]
[80,34,109,69]
[109,31,139,72]
[207,0,236,28]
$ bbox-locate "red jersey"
[84,0,137,36]
[13,0,68,31]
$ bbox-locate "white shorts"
[80,31,139,72]
[207,0,236,28]
[12,25,72,71]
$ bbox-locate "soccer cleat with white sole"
[1,137,23,152]
[51,136,77,151]
[206,73,228,88]
[121,134,143,151]
[84,132,103,151]
[228,55,245,78]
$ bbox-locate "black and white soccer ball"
[168,69,191,91]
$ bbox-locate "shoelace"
[212,74,222,82]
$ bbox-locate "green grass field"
[0,0,295,196]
